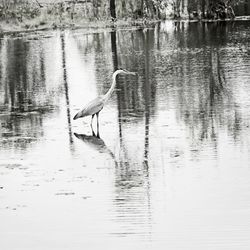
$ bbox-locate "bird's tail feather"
[73,112,80,120]
[73,109,87,120]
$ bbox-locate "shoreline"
[1,16,250,36]
[0,18,162,36]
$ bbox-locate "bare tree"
[110,0,116,19]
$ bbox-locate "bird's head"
[114,68,137,76]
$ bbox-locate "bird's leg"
[91,121,95,136]
[96,112,100,137]
[90,114,94,130]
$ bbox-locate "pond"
[0,20,250,249]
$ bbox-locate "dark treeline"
[113,0,243,20]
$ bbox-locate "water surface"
[1,21,250,249]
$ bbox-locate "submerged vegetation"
[0,0,247,32]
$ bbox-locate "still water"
[1,20,250,249]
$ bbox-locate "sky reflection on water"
[1,21,250,249]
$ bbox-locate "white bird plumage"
[73,69,136,127]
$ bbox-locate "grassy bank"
[0,18,160,35]
[0,13,160,35]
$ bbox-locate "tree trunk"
[173,0,181,18]
[145,0,156,18]
[110,0,116,20]
[201,0,206,18]
[133,0,144,19]
[93,0,99,18]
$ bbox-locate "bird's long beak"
[126,71,137,76]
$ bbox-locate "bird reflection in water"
[74,129,117,164]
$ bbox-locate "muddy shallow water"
[1,20,250,249]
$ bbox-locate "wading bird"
[73,69,136,129]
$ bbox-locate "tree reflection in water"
[109,28,153,238]
[72,21,249,188]
[0,21,248,159]
[1,20,250,248]
[60,32,73,145]
[0,34,63,151]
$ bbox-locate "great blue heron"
[73,69,136,128]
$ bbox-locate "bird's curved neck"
[103,71,119,102]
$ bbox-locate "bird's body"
[73,69,136,128]
[73,96,104,120]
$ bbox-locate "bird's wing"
[73,96,104,120]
